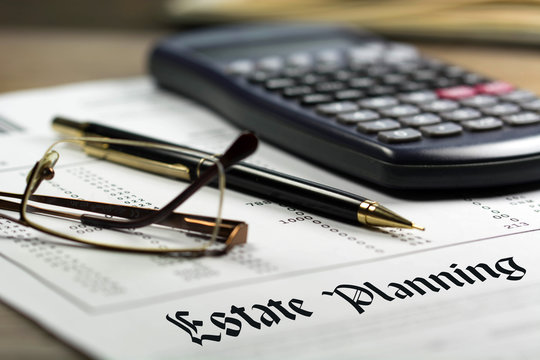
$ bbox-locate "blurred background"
[0,0,540,92]
[2,0,540,41]
[1,0,540,92]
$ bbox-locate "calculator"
[149,23,540,190]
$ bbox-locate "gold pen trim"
[52,118,87,137]
[84,145,191,181]
[357,199,424,230]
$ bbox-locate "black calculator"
[149,23,540,190]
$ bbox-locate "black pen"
[52,116,423,230]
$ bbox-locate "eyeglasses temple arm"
[1,192,247,245]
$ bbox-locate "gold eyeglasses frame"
[0,133,257,255]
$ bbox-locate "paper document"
[1,77,539,359]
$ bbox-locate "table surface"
[1,27,540,360]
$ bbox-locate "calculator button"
[316,101,359,115]
[359,96,399,109]
[265,78,296,90]
[379,104,420,117]
[460,95,498,108]
[333,70,355,81]
[481,103,521,116]
[412,69,438,82]
[420,122,463,137]
[420,99,460,112]
[381,74,408,85]
[282,67,310,78]
[476,81,514,95]
[436,86,477,100]
[357,42,385,53]
[432,77,459,89]
[349,77,377,89]
[400,113,442,127]
[422,58,446,70]
[226,59,254,75]
[248,71,275,83]
[348,54,379,66]
[499,90,537,103]
[461,117,504,131]
[301,93,333,105]
[394,61,423,73]
[282,85,313,97]
[348,44,384,64]
[357,119,401,133]
[315,49,342,64]
[314,63,341,74]
[302,74,328,86]
[440,107,482,121]
[383,43,419,63]
[462,73,489,86]
[378,128,422,143]
[286,53,314,68]
[443,65,467,78]
[366,65,392,77]
[257,56,285,72]
[397,91,437,104]
[502,112,540,126]
[334,89,365,100]
[315,81,346,93]
[337,110,380,124]
[398,81,430,92]
[520,99,540,111]
[367,85,396,96]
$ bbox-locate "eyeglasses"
[0,133,258,256]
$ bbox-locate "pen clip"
[83,142,192,181]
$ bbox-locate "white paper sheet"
[1,77,539,359]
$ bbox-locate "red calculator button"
[436,86,476,100]
[476,81,514,95]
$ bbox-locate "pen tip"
[357,200,426,231]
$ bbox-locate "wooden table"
[1,27,540,359]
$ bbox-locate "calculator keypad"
[229,43,540,144]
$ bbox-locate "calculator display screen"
[194,36,357,60]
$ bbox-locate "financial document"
[0,77,539,359]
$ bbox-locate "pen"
[52,116,424,230]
